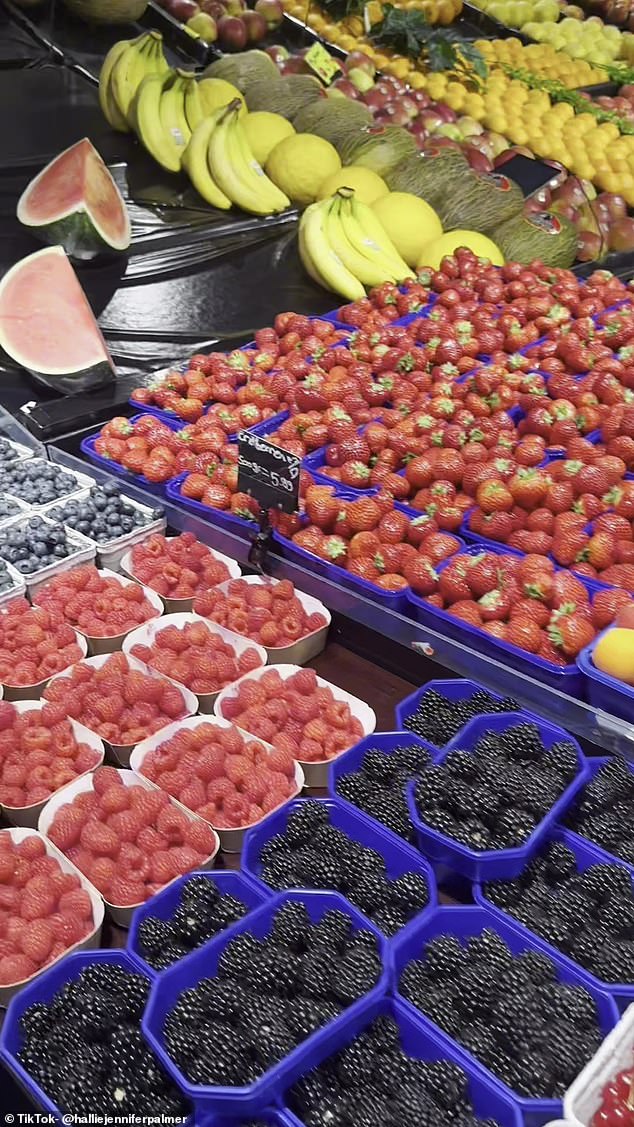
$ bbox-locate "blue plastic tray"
[241,796,437,944]
[128,870,268,979]
[391,905,619,1127]
[406,711,588,882]
[474,827,634,1013]
[281,996,523,1127]
[0,949,169,1126]
[406,545,589,696]
[80,413,185,496]
[394,677,519,745]
[142,890,389,1115]
[558,755,634,874]
[166,473,259,535]
[577,628,634,724]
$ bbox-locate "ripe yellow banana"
[208,101,290,216]
[131,73,182,173]
[182,113,231,210]
[299,199,365,302]
[345,191,415,282]
[160,70,195,161]
[184,81,204,133]
[109,32,160,126]
[324,193,398,288]
[99,38,140,132]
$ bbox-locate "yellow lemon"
[242,113,295,167]
[318,165,388,205]
[593,628,634,685]
[266,134,341,207]
[372,192,443,268]
[418,230,504,271]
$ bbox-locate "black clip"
[248,511,273,574]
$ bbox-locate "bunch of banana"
[299,188,414,301]
[99,32,169,133]
[132,69,197,173]
[181,98,291,215]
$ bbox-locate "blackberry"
[310,908,354,950]
[270,901,312,951]
[330,947,382,1004]
[403,686,517,746]
[218,933,262,979]
[284,801,330,846]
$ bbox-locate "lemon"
[317,165,388,205]
[242,113,295,167]
[371,193,443,268]
[266,134,341,208]
[418,230,504,271]
[593,628,634,685]
[197,78,246,118]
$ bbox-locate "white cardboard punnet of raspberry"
[214,663,376,789]
[37,766,220,927]
[130,714,304,853]
[1,615,87,704]
[199,574,331,666]
[0,699,105,829]
[123,611,267,713]
[43,651,198,766]
[564,1003,634,1127]
[120,534,241,613]
[34,566,164,656]
[0,826,104,1007]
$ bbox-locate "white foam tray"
[0,460,96,512]
[41,489,166,572]
[0,513,96,597]
[120,535,241,613]
[37,766,219,927]
[201,574,331,666]
[564,1004,634,1127]
[0,826,104,1007]
[0,700,105,828]
[131,714,304,852]
[214,662,376,788]
[44,651,197,766]
[123,611,267,713]
[35,566,164,656]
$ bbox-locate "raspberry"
[19,918,54,964]
[0,853,15,883]
[93,766,124,794]
[136,826,168,853]
[206,778,235,803]
[47,810,84,852]
[268,745,296,777]
[218,725,243,755]
[225,755,251,786]
[179,780,206,811]
[216,794,250,828]
[108,876,146,906]
[150,851,178,885]
[108,809,142,843]
[129,787,167,824]
[184,819,217,853]
[288,667,318,695]
[58,889,93,919]
[0,953,37,985]
[192,746,226,783]
[79,820,119,857]
[88,856,116,892]
[20,888,56,921]
[156,805,188,843]
[161,684,187,719]
[169,845,201,874]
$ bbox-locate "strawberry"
[548,607,596,656]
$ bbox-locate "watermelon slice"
[0,246,115,388]
[17,138,131,261]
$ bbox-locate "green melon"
[17,138,131,261]
[0,246,115,389]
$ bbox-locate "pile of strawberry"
[0,700,101,810]
[46,766,217,906]
[34,564,159,639]
[219,666,364,764]
[0,597,83,689]
[193,577,327,649]
[0,832,95,986]
[138,720,297,829]
[127,532,234,600]
[599,404,634,469]
[551,512,634,591]
[334,278,433,330]
[130,618,264,696]
[287,484,462,593]
[43,652,190,747]
[416,548,632,663]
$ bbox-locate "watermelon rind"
[16,138,131,261]
[0,246,115,386]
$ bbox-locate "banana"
[99,38,138,132]
[208,100,291,216]
[131,73,182,173]
[299,199,365,302]
[182,113,232,210]
[159,70,195,161]
[184,80,204,133]
[110,32,161,126]
[344,191,415,282]
[324,192,399,288]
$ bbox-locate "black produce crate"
[575,80,622,95]
[462,1,532,42]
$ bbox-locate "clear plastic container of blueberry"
[0,459,94,510]
[42,483,166,571]
[0,514,95,594]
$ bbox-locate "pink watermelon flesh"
[17,138,130,258]
[0,246,114,378]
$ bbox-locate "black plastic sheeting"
[0,5,337,429]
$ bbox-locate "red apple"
[345,49,375,76]
[598,191,628,221]
[169,0,199,19]
[217,14,247,48]
[418,108,445,132]
[463,144,493,172]
[265,43,289,63]
[609,217,634,252]
[332,78,360,99]
[201,0,224,15]
[363,86,391,112]
[576,230,604,261]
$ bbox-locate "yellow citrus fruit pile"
[475,37,606,87]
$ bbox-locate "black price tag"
[237,430,301,514]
